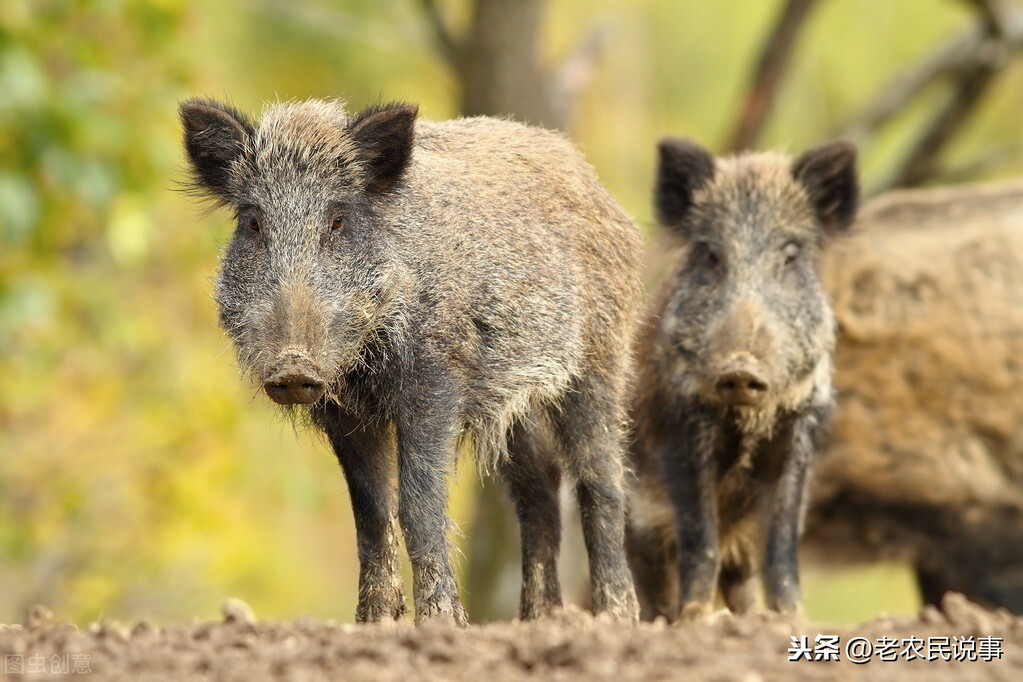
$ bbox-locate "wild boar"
[626,138,858,620]
[179,98,642,625]
[807,179,1023,614]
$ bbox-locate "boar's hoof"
[263,369,325,405]
[592,581,640,623]
[356,594,407,624]
[715,369,769,406]
[415,594,469,628]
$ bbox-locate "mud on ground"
[1,594,1020,681]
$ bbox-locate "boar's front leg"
[662,413,720,619]
[395,380,468,627]
[315,404,406,623]
[762,414,815,615]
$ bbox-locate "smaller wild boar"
[179,98,642,626]
[626,138,858,620]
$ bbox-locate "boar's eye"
[689,242,723,275]
[701,243,722,269]
[330,215,345,231]
[247,216,260,233]
[783,241,801,265]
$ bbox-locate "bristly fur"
[180,96,643,625]
[626,139,858,622]
[792,141,858,235]
[179,97,255,207]
[655,138,716,229]
[347,101,418,193]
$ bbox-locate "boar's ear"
[348,102,418,194]
[792,141,859,235]
[655,138,716,233]
[179,98,254,204]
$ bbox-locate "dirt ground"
[1,594,1020,681]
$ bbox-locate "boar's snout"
[715,367,769,407]
[263,354,325,405]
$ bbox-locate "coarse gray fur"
[180,97,643,625]
[626,138,858,620]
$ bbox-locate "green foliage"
[1,0,1020,625]
[0,0,371,623]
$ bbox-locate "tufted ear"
[179,98,254,204]
[655,137,716,235]
[792,141,859,235]
[348,102,418,194]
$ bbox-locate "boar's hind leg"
[719,552,756,615]
[315,405,406,623]
[554,375,640,622]
[395,389,468,626]
[501,419,563,620]
[625,519,679,622]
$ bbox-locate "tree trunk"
[459,0,565,129]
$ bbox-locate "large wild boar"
[179,98,642,625]
[807,179,1023,613]
[626,138,858,620]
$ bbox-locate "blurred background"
[2,0,1022,626]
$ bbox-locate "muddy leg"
[501,419,563,620]
[314,404,406,623]
[554,377,639,622]
[625,518,679,622]
[763,421,812,615]
[395,394,468,626]
[661,411,720,619]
